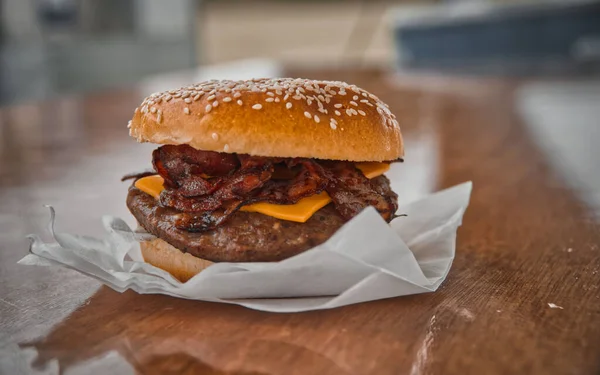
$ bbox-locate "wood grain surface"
[1,69,598,375]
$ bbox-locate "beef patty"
[127,174,396,262]
[127,187,345,262]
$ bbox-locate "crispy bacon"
[145,145,398,231]
[256,159,327,203]
[174,201,245,232]
[120,170,156,182]
[152,145,239,188]
[160,164,273,213]
[322,162,398,221]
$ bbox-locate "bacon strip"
[322,163,398,221]
[152,145,239,189]
[148,145,398,231]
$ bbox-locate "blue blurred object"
[393,1,600,75]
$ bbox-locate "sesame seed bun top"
[128,78,403,161]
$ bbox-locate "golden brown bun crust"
[129,78,403,162]
[140,238,213,282]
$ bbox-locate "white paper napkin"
[19,182,472,312]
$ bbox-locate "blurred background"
[1,0,600,104]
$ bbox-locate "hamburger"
[125,78,403,282]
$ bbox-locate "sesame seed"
[127,120,132,128]
[252,104,262,110]
[330,119,337,130]
[212,133,219,140]
[224,144,230,152]
[139,79,390,128]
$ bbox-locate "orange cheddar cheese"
[355,162,390,178]
[240,191,332,222]
[134,175,164,200]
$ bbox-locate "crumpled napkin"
[20,182,472,312]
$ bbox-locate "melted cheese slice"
[134,175,165,199]
[240,191,332,222]
[134,162,389,222]
[355,162,390,178]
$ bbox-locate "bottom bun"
[140,238,213,282]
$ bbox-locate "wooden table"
[1,69,599,375]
